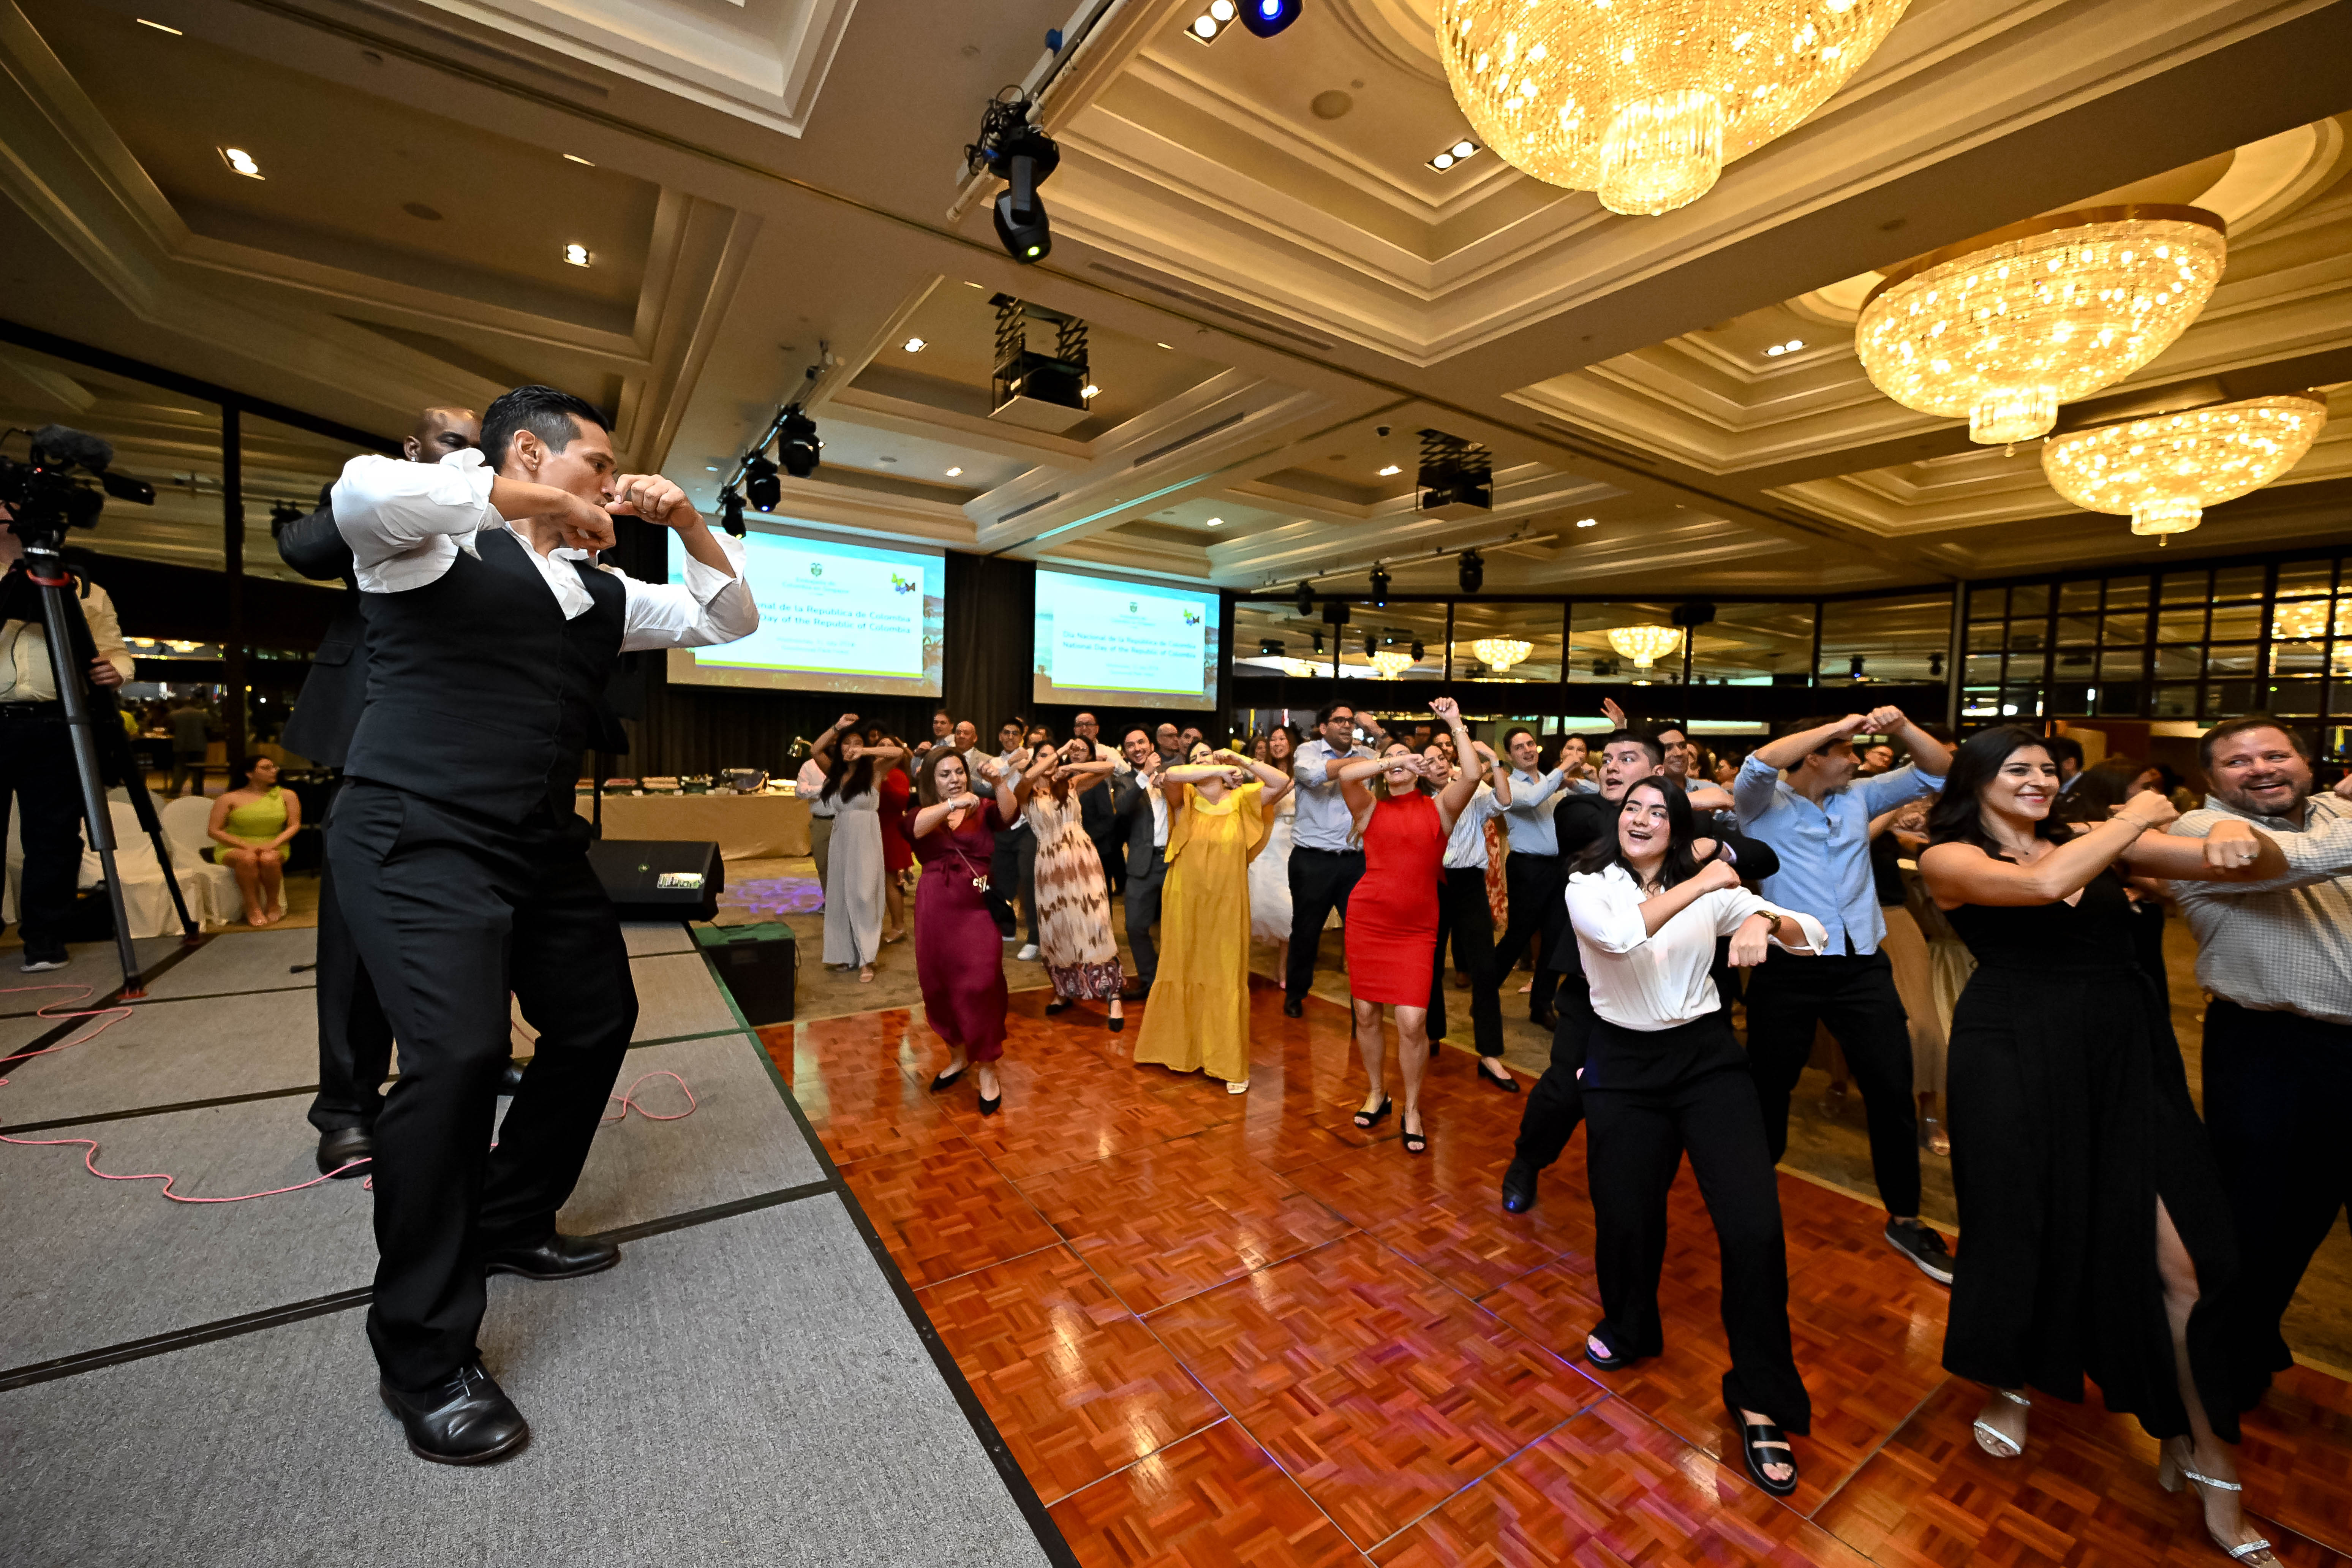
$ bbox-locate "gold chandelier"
[1857,206,2228,447]
[1435,0,1912,216]
[1606,624,1683,669]
[1470,637,1533,673]
[2041,393,2327,542]
[1369,649,1416,679]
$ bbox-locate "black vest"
[344,528,626,822]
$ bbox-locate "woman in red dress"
[1331,697,1483,1153]
[875,737,915,944]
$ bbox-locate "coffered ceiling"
[6,0,2349,596]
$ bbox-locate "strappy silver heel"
[1971,1388,2028,1458]
[2157,1440,2276,1564]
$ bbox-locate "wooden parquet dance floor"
[760,986,2352,1566]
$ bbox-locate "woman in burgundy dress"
[909,747,1011,1115]
[876,741,914,945]
[1331,697,1483,1153]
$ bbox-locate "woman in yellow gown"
[1134,748,1293,1092]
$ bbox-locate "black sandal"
[1353,1095,1392,1130]
[1044,997,1074,1016]
[1727,1400,1799,1497]
[1584,1323,1631,1370]
[1401,1112,1427,1154]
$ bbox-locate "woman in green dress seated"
[206,754,300,926]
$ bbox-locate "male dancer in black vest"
[281,405,479,1178]
[329,386,756,1463]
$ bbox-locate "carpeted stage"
[0,927,1069,1568]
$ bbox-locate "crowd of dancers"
[801,693,2350,1553]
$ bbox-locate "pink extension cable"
[1,982,695,1204]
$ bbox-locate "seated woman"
[206,755,300,926]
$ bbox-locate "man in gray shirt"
[1282,700,1385,1016]
[2166,715,2352,1406]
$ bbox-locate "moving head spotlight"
[777,408,822,479]
[968,93,1061,264]
[744,454,781,512]
[1241,0,1303,37]
[719,485,746,537]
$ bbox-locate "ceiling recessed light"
[218,147,263,179]
[563,153,594,166]
[946,466,964,477]
[1784,338,1805,352]
[1575,517,1599,528]
[1155,342,1172,350]
[1190,13,1219,38]
[1081,383,1099,397]
[1378,464,1402,476]
[964,280,984,288]
[1428,137,1480,172]
[1765,344,1786,356]
[136,17,183,33]
[902,337,926,352]
[1205,515,1225,528]
[706,465,719,471]
[1210,0,1236,16]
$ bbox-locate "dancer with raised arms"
[910,746,1013,1114]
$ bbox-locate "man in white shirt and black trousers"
[327,386,756,1464]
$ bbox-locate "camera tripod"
[16,540,198,994]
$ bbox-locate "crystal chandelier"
[1606,624,1683,670]
[2040,393,2327,542]
[2273,599,2348,642]
[1470,637,1533,673]
[1369,649,1416,679]
[1435,0,1912,216]
[1857,206,2228,447]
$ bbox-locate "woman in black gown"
[1919,727,2283,1566]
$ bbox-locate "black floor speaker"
[587,839,722,923]
[695,923,797,1024]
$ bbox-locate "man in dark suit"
[2045,733,2125,824]
[1072,710,1123,897]
[1110,726,1166,999]
[280,405,478,1179]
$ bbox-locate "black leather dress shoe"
[381,1360,528,1465]
[484,1232,621,1280]
[1500,1159,1538,1215]
[316,1126,374,1178]
[1281,998,1304,1018]
[498,1058,527,1094]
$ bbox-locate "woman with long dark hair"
[1249,723,1305,977]
[810,712,906,983]
[1565,776,1825,1497]
[1919,726,2282,1566]
[995,737,1126,1027]
[1328,698,1479,1153]
[909,746,1011,1113]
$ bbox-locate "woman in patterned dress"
[993,739,1128,1028]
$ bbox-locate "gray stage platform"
[0,926,1062,1568]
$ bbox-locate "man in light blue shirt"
[1734,705,1953,1282]
[1283,700,1386,1016]
[1491,727,1576,1028]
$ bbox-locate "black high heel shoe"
[1353,1096,1392,1130]
[978,1092,1002,1116]
[929,1065,966,1093]
[1106,1010,1125,1032]
[1479,1060,1520,1093]
[1044,997,1074,1016]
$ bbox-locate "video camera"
[0,423,156,550]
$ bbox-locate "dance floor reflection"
[760,986,2352,1566]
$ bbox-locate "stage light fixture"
[1457,548,1484,594]
[968,94,1060,264]
[1239,0,1301,38]
[1294,579,1315,616]
[1849,655,1868,681]
[1369,565,1389,606]
[1310,631,1324,654]
[1929,652,1946,678]
[777,408,822,479]
[1410,640,1425,661]
[1260,637,1283,656]
[719,486,746,537]
[743,454,781,511]
[1363,631,1377,659]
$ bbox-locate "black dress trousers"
[1492,850,1567,1019]
[1511,975,1596,1170]
[2202,998,2352,1410]
[1583,1013,1811,1434]
[0,707,82,953]
[307,776,398,1136]
[1284,846,1363,1003]
[1427,865,1503,1056]
[1742,947,1922,1219]
[328,781,637,1390]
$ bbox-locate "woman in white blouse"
[1565,778,1826,1498]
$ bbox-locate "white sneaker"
[1016,944,1040,961]
[21,951,69,972]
